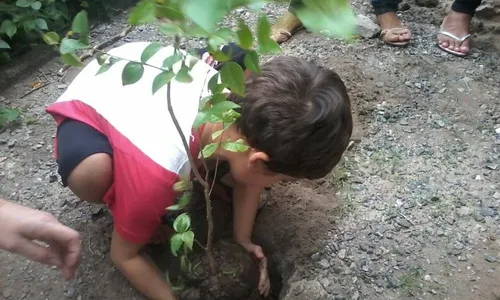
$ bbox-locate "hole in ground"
[148,177,340,300]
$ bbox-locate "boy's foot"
[270,11,304,44]
[377,12,411,46]
[437,11,472,56]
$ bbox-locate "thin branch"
[57,25,133,75]
[20,82,51,98]
[166,82,216,274]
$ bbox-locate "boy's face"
[228,150,296,187]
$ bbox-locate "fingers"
[14,238,63,268]
[258,256,270,296]
[252,245,264,260]
[29,221,82,280]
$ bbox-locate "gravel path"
[1,1,499,299]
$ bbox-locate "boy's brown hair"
[230,56,353,179]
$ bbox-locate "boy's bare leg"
[66,153,113,204]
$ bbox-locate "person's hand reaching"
[239,242,270,297]
[0,199,82,280]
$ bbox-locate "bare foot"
[270,11,303,44]
[377,12,411,44]
[437,11,472,55]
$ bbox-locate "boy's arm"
[110,230,176,300]
[232,183,270,297]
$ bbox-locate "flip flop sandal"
[380,27,411,47]
[270,25,305,44]
[437,30,471,57]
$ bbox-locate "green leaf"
[41,31,59,45]
[59,38,89,54]
[122,62,144,86]
[181,231,194,250]
[0,39,10,49]
[162,52,182,70]
[152,70,175,94]
[222,139,249,152]
[0,108,20,123]
[170,233,183,256]
[23,20,36,32]
[156,6,184,21]
[61,53,82,67]
[129,0,156,25]
[257,15,280,54]
[72,10,89,44]
[0,20,17,39]
[173,213,191,233]
[236,20,253,49]
[215,28,234,41]
[296,0,356,39]
[96,57,120,75]
[210,100,240,117]
[182,0,229,33]
[212,128,229,140]
[208,35,225,52]
[175,64,193,83]
[141,42,162,63]
[208,73,219,93]
[244,50,260,73]
[72,10,89,34]
[34,18,48,30]
[212,50,230,62]
[159,22,183,36]
[208,94,228,105]
[31,1,41,10]
[184,23,208,38]
[220,61,245,96]
[16,0,33,8]
[173,179,189,193]
[166,193,190,211]
[201,143,218,158]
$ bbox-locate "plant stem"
[166,82,217,275]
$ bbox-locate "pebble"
[473,212,486,222]
[355,14,380,38]
[318,259,330,269]
[65,286,76,298]
[434,119,445,127]
[485,254,498,263]
[3,288,13,298]
[424,274,432,282]
[7,140,16,148]
[480,207,495,217]
[386,275,401,288]
[397,219,412,228]
[338,249,347,259]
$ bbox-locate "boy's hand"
[239,242,270,297]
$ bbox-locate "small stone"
[414,82,422,89]
[77,296,82,300]
[485,254,498,263]
[65,286,76,298]
[3,288,13,298]
[57,84,68,89]
[424,274,432,282]
[355,14,381,38]
[439,88,447,94]
[386,275,401,288]
[431,196,440,202]
[486,164,498,170]
[338,249,347,259]
[397,219,411,228]
[480,207,495,217]
[415,0,438,7]
[49,174,58,183]
[318,259,330,269]
[311,253,321,261]
[476,4,496,18]
[475,175,483,180]
[494,192,500,199]
[7,140,16,148]
[399,2,411,10]
[434,119,445,127]
[351,290,360,300]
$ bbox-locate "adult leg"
[270,0,304,44]
[437,0,482,55]
[372,0,411,45]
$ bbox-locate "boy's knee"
[67,153,113,203]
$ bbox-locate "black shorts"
[56,119,113,186]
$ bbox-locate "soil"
[1,1,500,300]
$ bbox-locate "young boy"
[46,42,353,300]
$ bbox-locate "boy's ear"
[248,151,269,165]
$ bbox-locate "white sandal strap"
[438,30,471,42]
